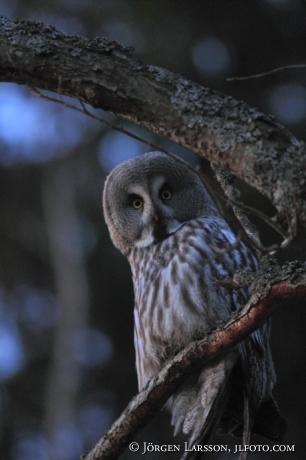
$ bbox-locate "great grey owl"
[103,151,286,459]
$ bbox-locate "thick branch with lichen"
[84,260,306,460]
[0,15,306,229]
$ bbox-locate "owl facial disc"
[128,179,183,247]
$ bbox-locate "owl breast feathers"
[103,151,286,459]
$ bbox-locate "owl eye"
[160,189,172,200]
[132,198,143,209]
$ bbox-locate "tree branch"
[0,15,306,228]
[84,261,306,460]
[211,165,293,254]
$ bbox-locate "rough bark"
[0,15,305,227]
[84,259,306,460]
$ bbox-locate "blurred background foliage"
[0,1,306,459]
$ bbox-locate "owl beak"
[153,213,160,222]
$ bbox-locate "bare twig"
[29,88,170,156]
[213,278,242,288]
[211,165,293,254]
[210,185,288,240]
[210,237,240,256]
[29,88,200,176]
[227,64,306,82]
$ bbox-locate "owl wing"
[169,220,285,458]
[213,229,286,444]
[224,241,286,443]
[169,353,237,460]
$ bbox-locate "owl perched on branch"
[103,151,286,459]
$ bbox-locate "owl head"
[103,151,216,255]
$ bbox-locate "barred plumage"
[103,151,286,459]
[129,216,254,389]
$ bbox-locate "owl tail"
[168,354,237,460]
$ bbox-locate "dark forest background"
[0,1,306,459]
